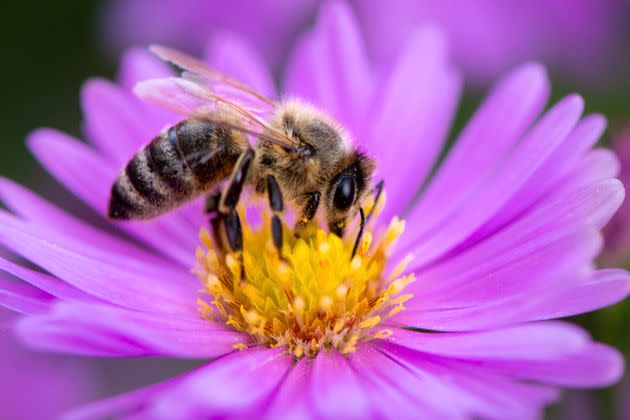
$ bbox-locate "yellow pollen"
[194,197,414,359]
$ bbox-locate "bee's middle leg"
[217,148,255,254]
[266,175,284,255]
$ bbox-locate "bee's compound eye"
[333,175,356,211]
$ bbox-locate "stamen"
[195,198,414,359]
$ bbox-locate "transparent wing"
[135,45,299,149]
[150,45,276,110]
[135,76,299,149]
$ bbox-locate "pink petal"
[407,94,584,268]
[262,358,313,419]
[148,348,290,417]
[377,341,559,418]
[385,322,589,360]
[0,213,198,315]
[349,344,462,418]
[308,349,371,418]
[27,128,200,267]
[0,256,95,302]
[478,343,624,388]
[395,269,630,331]
[284,1,373,135]
[401,63,550,252]
[367,27,461,219]
[463,113,607,247]
[204,32,276,98]
[0,178,182,275]
[16,302,245,358]
[117,47,174,92]
[0,276,53,315]
[409,227,600,308]
[82,78,167,166]
[406,178,624,281]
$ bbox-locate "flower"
[0,308,102,419]
[602,127,630,266]
[353,0,627,86]
[1,3,628,418]
[102,0,318,69]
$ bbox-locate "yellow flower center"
[194,198,414,359]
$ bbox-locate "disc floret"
[195,208,413,359]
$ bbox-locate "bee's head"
[326,151,376,236]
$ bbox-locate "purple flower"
[0,309,102,419]
[602,127,630,266]
[354,0,626,86]
[102,0,317,68]
[2,3,628,418]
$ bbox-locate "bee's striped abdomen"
[108,119,246,220]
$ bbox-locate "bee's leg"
[366,179,384,222]
[204,191,222,214]
[351,207,366,259]
[218,148,255,256]
[294,191,321,237]
[266,175,284,255]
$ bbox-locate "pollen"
[194,199,414,359]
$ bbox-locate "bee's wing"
[150,44,276,110]
[135,77,299,149]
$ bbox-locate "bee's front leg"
[351,207,366,260]
[293,191,321,237]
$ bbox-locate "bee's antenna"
[366,179,384,222]
[351,207,366,260]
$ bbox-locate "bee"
[108,46,382,258]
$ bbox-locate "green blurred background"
[0,1,113,185]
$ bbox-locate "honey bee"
[108,46,381,257]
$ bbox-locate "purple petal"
[0,212,198,315]
[405,177,624,281]
[377,341,559,418]
[64,372,180,420]
[385,322,589,360]
[67,348,290,418]
[0,276,53,315]
[0,177,182,274]
[27,128,199,267]
[117,47,174,92]
[478,343,624,388]
[0,255,95,302]
[308,349,371,418]
[147,348,290,417]
[204,32,276,98]
[462,114,607,248]
[367,27,461,219]
[525,269,630,321]
[284,1,373,134]
[16,302,245,358]
[82,78,167,166]
[263,359,313,419]
[395,269,630,331]
[0,309,104,420]
[400,63,550,252]
[408,227,600,308]
[406,94,584,267]
[349,344,464,418]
